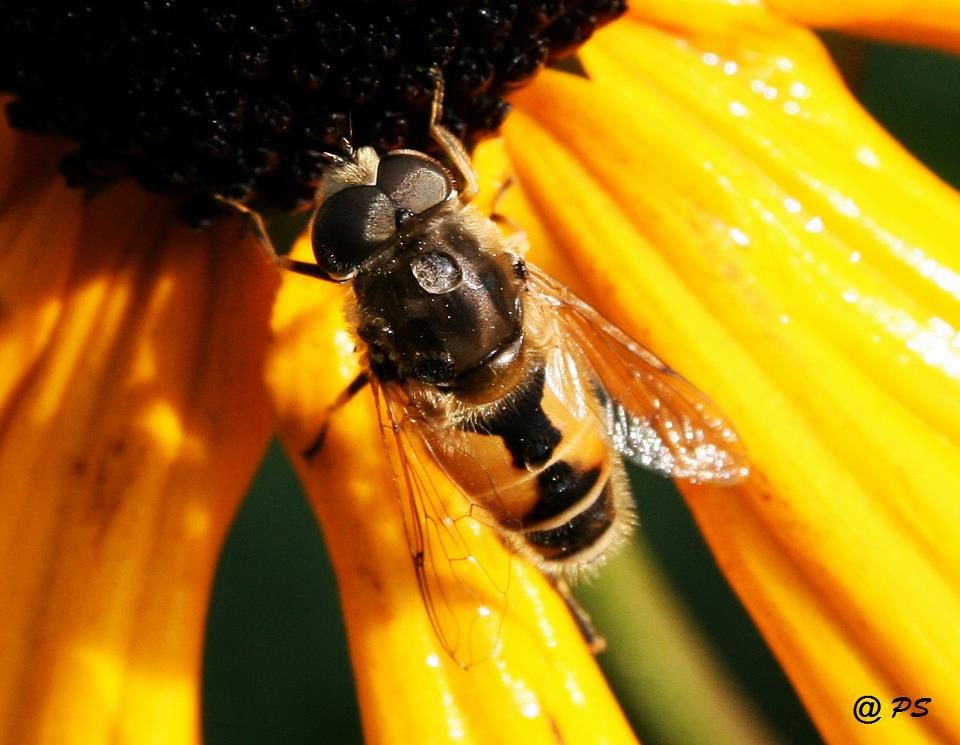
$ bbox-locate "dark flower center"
[0,1,625,225]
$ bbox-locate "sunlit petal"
[505,15,960,745]
[629,0,960,53]
[0,127,276,745]
[767,0,960,53]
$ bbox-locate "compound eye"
[311,185,396,280]
[377,153,451,215]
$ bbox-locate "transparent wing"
[525,263,749,484]
[370,376,512,669]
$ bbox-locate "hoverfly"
[222,76,748,669]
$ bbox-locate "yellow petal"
[505,15,960,745]
[629,0,960,53]
[265,241,639,744]
[766,0,960,53]
[0,126,277,745]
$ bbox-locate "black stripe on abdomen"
[522,461,601,528]
[461,363,561,468]
[524,481,615,562]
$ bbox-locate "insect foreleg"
[302,372,371,460]
[214,195,330,280]
[428,70,479,201]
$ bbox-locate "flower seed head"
[0,0,626,225]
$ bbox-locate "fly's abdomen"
[517,426,626,571]
[425,359,631,573]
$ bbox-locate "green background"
[202,38,960,745]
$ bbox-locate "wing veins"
[370,378,512,668]
[525,263,748,484]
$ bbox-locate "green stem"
[577,539,787,745]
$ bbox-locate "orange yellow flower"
[2,2,960,744]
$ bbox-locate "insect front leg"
[492,215,529,258]
[213,195,330,280]
[483,173,530,259]
[302,371,371,460]
[427,70,479,202]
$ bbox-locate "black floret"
[0,1,626,226]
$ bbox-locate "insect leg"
[428,70,479,202]
[214,195,330,280]
[491,213,529,257]
[490,174,515,215]
[302,371,371,460]
[485,175,530,257]
[553,578,607,655]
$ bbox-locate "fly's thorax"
[354,211,525,386]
